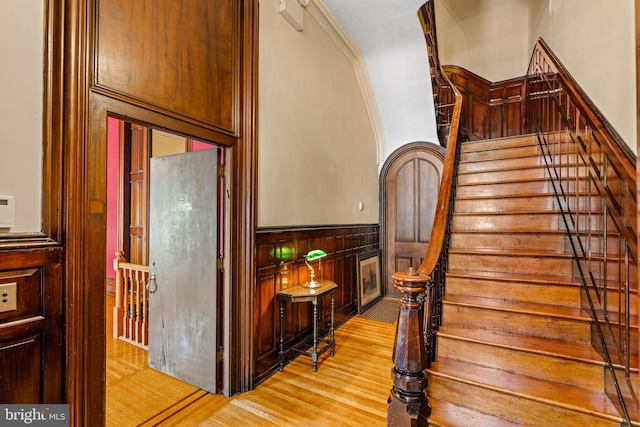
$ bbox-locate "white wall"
[435,0,530,81]
[322,0,440,165]
[258,0,379,226]
[0,0,43,233]
[529,0,636,154]
[435,0,636,154]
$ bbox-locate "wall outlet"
[0,282,17,313]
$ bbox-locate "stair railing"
[387,2,462,425]
[113,250,150,349]
[526,38,638,423]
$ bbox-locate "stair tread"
[444,295,591,320]
[429,399,522,427]
[437,324,605,364]
[457,177,551,186]
[428,357,622,420]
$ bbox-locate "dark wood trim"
[42,0,65,243]
[635,0,640,411]
[231,0,259,394]
[60,1,259,424]
[63,0,93,424]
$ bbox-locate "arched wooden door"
[380,142,445,298]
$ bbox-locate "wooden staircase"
[426,134,633,426]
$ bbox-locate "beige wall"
[435,0,636,153]
[0,0,43,233]
[529,0,636,153]
[435,0,530,81]
[258,0,379,227]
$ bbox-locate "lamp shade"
[306,249,327,261]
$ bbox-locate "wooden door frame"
[61,1,258,425]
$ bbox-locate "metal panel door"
[148,149,218,393]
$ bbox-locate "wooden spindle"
[387,267,430,426]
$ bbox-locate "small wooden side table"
[276,279,337,372]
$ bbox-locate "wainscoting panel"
[444,66,527,141]
[255,224,379,383]
[0,246,63,403]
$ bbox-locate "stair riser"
[461,136,538,152]
[450,232,568,254]
[456,181,552,197]
[459,153,578,174]
[458,165,589,185]
[436,337,604,390]
[461,145,542,162]
[596,321,640,357]
[458,167,548,184]
[452,213,561,232]
[442,303,592,343]
[550,178,592,193]
[445,276,581,306]
[448,253,574,276]
[580,259,631,281]
[454,195,557,213]
[428,376,620,427]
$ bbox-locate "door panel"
[382,145,444,298]
[148,149,219,393]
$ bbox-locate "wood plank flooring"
[106,295,395,426]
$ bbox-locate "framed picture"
[357,249,382,314]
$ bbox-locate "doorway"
[105,116,229,421]
[380,142,445,298]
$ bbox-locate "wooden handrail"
[387,2,462,425]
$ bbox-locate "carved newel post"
[388,267,430,426]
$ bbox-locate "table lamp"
[303,249,327,288]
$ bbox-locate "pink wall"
[106,117,119,279]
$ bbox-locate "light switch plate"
[0,282,17,313]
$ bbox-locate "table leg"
[279,298,284,371]
[330,291,335,356]
[312,299,318,372]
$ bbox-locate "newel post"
[388,267,430,426]
[112,250,126,338]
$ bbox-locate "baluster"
[387,267,430,426]
[113,250,125,338]
[133,270,142,344]
[141,269,149,346]
[126,268,134,342]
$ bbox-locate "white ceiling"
[320,0,440,160]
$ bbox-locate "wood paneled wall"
[444,66,526,141]
[0,246,63,403]
[255,225,379,383]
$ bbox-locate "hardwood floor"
[106,295,395,426]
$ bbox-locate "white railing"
[112,251,149,349]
